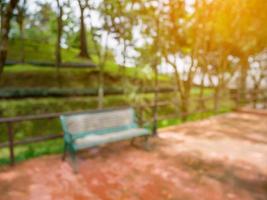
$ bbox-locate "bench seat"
[60,108,151,172]
[74,128,149,150]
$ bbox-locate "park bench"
[60,107,151,172]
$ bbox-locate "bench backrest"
[60,108,137,136]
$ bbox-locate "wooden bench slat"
[59,107,151,172]
[62,109,134,134]
[74,128,149,150]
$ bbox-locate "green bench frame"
[60,107,151,172]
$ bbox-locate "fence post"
[139,105,144,127]
[152,64,159,136]
[7,122,15,166]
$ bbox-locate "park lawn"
[0,40,220,165]
[6,38,157,80]
[6,38,167,80]
[0,89,234,165]
[0,105,233,165]
[1,63,171,89]
[7,39,88,63]
[1,64,210,94]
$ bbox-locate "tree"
[191,0,267,110]
[249,50,267,107]
[55,0,69,87]
[0,0,6,43]
[192,0,236,112]
[77,0,91,59]
[134,0,163,132]
[0,0,20,77]
[160,0,195,121]
[16,0,27,63]
[88,0,111,109]
[204,0,267,104]
[55,0,64,68]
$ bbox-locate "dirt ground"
[1,109,267,200]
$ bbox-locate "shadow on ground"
[1,109,267,200]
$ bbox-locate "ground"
[0,109,267,200]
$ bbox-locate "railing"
[1,89,266,166]
[0,106,144,165]
[0,110,71,166]
[0,100,212,166]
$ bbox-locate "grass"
[7,39,88,63]
[3,38,181,90]
[0,92,235,165]
[6,37,168,78]
[1,63,172,90]
[0,39,233,165]
[158,105,233,128]
[6,38,156,81]
[0,104,234,165]
[0,139,64,165]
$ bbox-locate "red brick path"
[1,110,267,200]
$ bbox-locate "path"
[0,109,267,200]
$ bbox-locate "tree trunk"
[172,74,180,115]
[0,1,4,38]
[121,39,127,77]
[152,63,159,136]
[239,56,249,104]
[171,63,188,121]
[18,18,25,63]
[98,63,104,109]
[198,71,206,113]
[17,0,27,63]
[0,0,19,77]
[55,6,63,87]
[213,86,220,112]
[180,95,189,122]
[252,88,258,109]
[78,7,90,59]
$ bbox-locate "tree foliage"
[1,0,267,109]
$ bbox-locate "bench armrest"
[63,131,73,143]
[142,122,151,130]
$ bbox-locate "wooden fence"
[0,89,266,166]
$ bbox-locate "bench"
[60,107,151,172]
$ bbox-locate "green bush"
[0,88,123,98]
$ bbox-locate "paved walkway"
[1,110,267,200]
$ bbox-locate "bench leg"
[131,136,151,150]
[70,150,78,174]
[130,138,136,146]
[62,142,67,161]
[143,136,151,151]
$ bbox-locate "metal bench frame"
[60,107,151,172]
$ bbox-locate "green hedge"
[0,87,175,99]
[0,88,122,98]
[0,96,130,141]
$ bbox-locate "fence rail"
[0,106,131,165]
[0,102,206,165]
[0,89,266,166]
